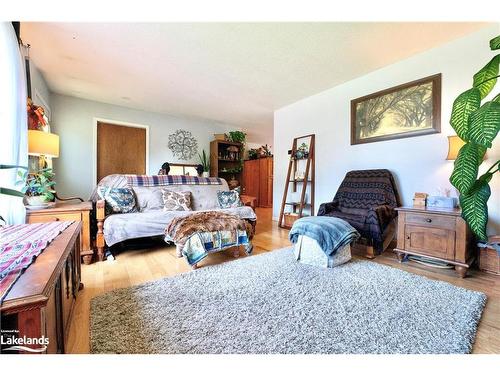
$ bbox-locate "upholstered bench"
[165,211,254,269]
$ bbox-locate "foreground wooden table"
[1,222,82,354]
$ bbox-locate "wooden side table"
[394,206,475,278]
[26,201,94,264]
[240,194,257,210]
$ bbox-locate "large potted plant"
[16,167,56,207]
[449,35,500,260]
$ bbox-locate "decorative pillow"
[232,186,241,195]
[98,187,137,215]
[162,189,192,211]
[217,190,243,209]
[133,186,164,212]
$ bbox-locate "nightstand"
[26,201,94,264]
[394,206,475,278]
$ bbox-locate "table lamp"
[28,130,60,170]
[446,135,465,161]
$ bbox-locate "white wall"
[50,94,242,199]
[30,62,51,114]
[274,25,500,235]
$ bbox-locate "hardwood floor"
[67,208,500,354]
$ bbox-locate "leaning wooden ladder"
[278,134,315,229]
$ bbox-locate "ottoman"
[294,235,351,268]
[289,216,360,268]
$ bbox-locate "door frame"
[92,117,150,184]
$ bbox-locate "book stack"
[412,192,428,207]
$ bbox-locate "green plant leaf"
[0,187,25,197]
[450,88,481,139]
[468,101,500,148]
[460,182,490,241]
[450,142,485,194]
[473,54,499,99]
[490,35,500,51]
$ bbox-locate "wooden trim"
[92,117,150,184]
[350,73,442,145]
[395,206,462,216]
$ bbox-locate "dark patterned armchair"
[318,169,401,257]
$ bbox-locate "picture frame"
[350,73,441,145]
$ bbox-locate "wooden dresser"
[26,201,94,264]
[1,222,82,354]
[394,206,475,278]
[242,156,273,207]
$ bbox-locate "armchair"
[318,169,401,258]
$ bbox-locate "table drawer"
[27,212,82,224]
[405,212,456,230]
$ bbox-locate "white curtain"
[0,22,28,225]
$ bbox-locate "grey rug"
[90,248,486,354]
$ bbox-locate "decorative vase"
[202,171,210,178]
[228,176,240,190]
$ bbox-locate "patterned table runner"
[0,221,73,303]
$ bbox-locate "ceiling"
[21,22,488,143]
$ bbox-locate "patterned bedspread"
[180,229,253,266]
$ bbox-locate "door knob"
[426,218,432,223]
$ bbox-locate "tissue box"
[427,196,458,208]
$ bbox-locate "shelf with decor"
[278,134,315,229]
[210,140,243,189]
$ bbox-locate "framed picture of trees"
[351,74,441,145]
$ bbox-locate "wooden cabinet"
[0,223,82,354]
[26,201,94,264]
[210,140,243,188]
[395,206,475,278]
[242,157,273,208]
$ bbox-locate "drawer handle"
[406,235,410,240]
[426,218,432,223]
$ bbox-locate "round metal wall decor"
[168,129,198,160]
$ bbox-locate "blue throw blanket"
[289,216,360,256]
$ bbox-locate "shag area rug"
[90,248,486,354]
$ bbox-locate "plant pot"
[202,172,210,178]
[25,195,48,206]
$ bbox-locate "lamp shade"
[446,135,465,160]
[28,130,59,158]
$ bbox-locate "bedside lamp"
[446,135,465,160]
[28,130,60,169]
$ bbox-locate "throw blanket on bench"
[165,212,253,265]
[289,216,360,256]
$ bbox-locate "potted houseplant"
[449,34,500,269]
[16,167,56,207]
[198,150,210,177]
